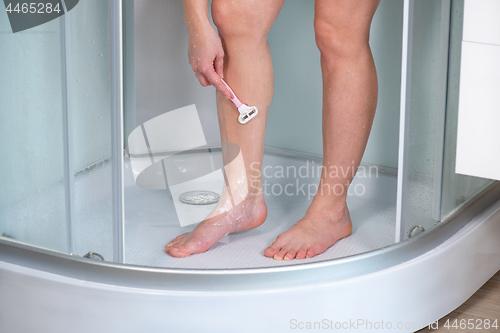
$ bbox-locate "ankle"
[312,192,347,209]
[309,195,348,220]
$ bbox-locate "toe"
[166,234,187,249]
[273,247,289,261]
[264,234,287,258]
[284,248,299,261]
[264,242,282,258]
[169,236,213,258]
[296,248,307,260]
[174,233,187,241]
[306,247,316,258]
[165,241,180,254]
[169,244,191,258]
[165,239,178,249]
[165,238,184,253]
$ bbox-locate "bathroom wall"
[133,0,404,169]
[455,0,500,181]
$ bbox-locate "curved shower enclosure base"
[1,186,500,333]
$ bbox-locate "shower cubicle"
[1,0,499,332]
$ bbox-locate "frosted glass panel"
[0,2,114,259]
[67,2,112,170]
[403,0,495,234]
[441,0,494,218]
[0,12,67,251]
[403,0,450,237]
[65,1,114,260]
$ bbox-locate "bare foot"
[264,200,352,260]
[166,194,267,258]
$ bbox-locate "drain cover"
[179,191,220,205]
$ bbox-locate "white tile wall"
[456,1,500,181]
[456,42,500,180]
[463,0,500,46]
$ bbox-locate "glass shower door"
[0,1,117,261]
[0,7,68,252]
[397,0,452,240]
[439,0,495,218]
[398,0,496,241]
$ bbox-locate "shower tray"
[1,150,500,333]
[124,148,398,269]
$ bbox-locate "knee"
[314,16,370,61]
[212,0,268,42]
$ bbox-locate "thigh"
[211,0,284,38]
[314,0,380,38]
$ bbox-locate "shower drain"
[83,251,105,261]
[179,191,220,205]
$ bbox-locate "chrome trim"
[395,0,414,243]
[110,0,125,263]
[60,10,75,255]
[431,0,452,221]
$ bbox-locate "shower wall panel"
[0,11,67,251]
[266,0,403,169]
[66,2,112,170]
[133,0,403,169]
[401,0,452,236]
[0,2,114,257]
[134,0,221,145]
[65,1,114,259]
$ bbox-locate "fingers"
[214,54,234,99]
[191,60,233,100]
[202,65,233,100]
[194,72,211,87]
[214,53,224,79]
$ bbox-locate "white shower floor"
[124,151,397,269]
[0,150,397,269]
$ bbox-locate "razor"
[221,79,258,124]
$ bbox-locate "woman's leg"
[265,0,380,260]
[166,0,284,258]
